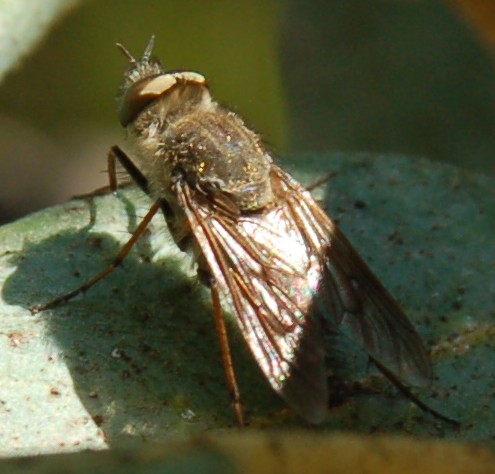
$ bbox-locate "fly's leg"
[107,145,118,191]
[70,146,137,200]
[211,282,245,427]
[109,146,151,195]
[110,145,174,220]
[30,199,162,313]
[305,170,336,192]
[30,146,169,314]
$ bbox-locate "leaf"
[0,0,79,83]
[0,153,494,458]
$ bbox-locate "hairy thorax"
[126,92,275,213]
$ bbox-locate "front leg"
[30,199,162,313]
[30,146,162,314]
[109,145,174,221]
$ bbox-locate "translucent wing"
[174,163,431,422]
[175,180,328,423]
[270,165,432,385]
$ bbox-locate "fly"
[32,36,456,427]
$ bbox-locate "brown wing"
[174,163,431,422]
[271,165,432,386]
[175,180,328,423]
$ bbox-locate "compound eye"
[119,74,177,126]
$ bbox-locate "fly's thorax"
[167,106,275,211]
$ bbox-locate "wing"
[175,180,328,423]
[270,165,432,386]
[174,162,431,422]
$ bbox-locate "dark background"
[1,0,494,224]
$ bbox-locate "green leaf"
[0,153,494,458]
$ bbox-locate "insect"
[32,37,448,427]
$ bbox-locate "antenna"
[115,42,136,65]
[142,35,156,62]
[115,35,156,65]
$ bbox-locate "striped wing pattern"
[175,164,431,422]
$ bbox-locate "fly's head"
[116,35,212,130]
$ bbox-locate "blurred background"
[1,0,495,224]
